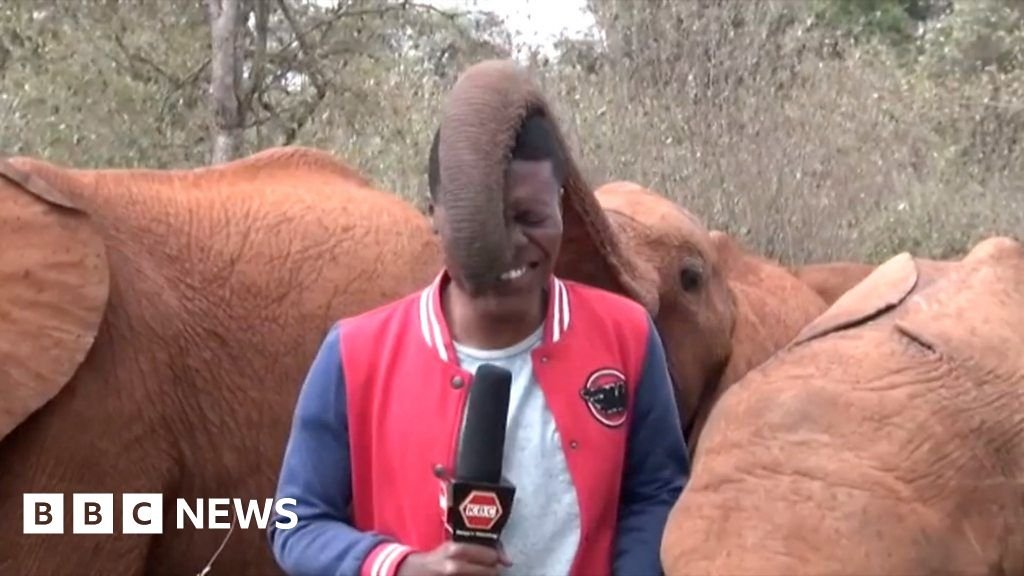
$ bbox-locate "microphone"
[441,363,517,548]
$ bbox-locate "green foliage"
[810,0,947,45]
[0,1,210,167]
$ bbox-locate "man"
[267,103,689,575]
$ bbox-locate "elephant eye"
[679,259,703,293]
[516,211,545,225]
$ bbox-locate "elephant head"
[661,235,1024,576]
[0,147,443,575]
[593,181,829,450]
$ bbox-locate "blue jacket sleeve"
[267,323,394,576]
[613,315,691,576]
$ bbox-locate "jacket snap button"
[451,376,464,389]
[570,441,578,449]
[541,356,549,363]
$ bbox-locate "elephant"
[592,181,829,451]
[0,147,446,575]
[790,260,876,305]
[660,235,1024,576]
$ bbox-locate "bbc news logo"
[23,493,298,534]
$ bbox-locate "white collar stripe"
[418,288,433,349]
[551,281,562,343]
[557,279,570,334]
[426,283,449,362]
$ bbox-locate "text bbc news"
[22,493,298,534]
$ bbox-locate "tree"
[207,0,254,163]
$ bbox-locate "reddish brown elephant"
[791,260,876,305]
[593,181,829,451]
[661,235,1024,576]
[0,147,446,575]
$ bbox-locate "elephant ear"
[0,158,109,441]
[790,251,918,347]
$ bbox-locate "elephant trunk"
[436,63,542,294]
[439,167,511,295]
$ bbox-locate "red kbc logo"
[458,490,502,531]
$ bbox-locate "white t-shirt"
[453,326,581,576]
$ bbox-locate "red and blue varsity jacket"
[268,271,690,576]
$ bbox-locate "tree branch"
[110,31,179,86]
[275,0,466,60]
[243,0,270,108]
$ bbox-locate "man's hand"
[397,541,512,576]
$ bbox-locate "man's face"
[434,158,563,314]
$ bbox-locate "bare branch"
[275,0,325,92]
[110,31,178,85]
[243,0,270,107]
[275,0,466,61]
[271,0,331,144]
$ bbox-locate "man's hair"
[427,111,567,203]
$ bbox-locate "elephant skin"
[791,261,877,305]
[661,235,1024,576]
[0,147,443,575]
[593,181,829,452]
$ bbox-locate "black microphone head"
[454,363,512,484]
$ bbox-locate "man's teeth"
[500,266,527,281]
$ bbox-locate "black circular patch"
[580,368,628,428]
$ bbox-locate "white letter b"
[73,493,113,534]
[23,494,63,534]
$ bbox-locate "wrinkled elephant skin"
[593,182,829,451]
[0,147,443,575]
[662,236,1024,576]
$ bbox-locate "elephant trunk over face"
[435,60,657,310]
[435,63,526,293]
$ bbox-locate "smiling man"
[267,62,688,576]
[431,115,567,352]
